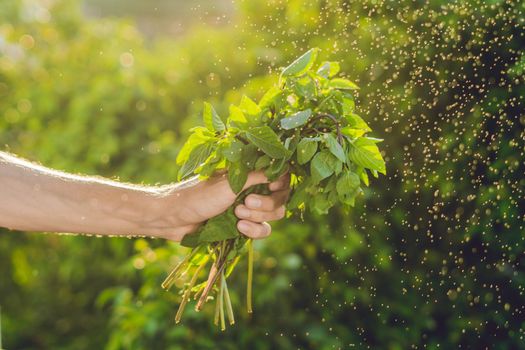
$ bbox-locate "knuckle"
[251,211,265,222]
[262,222,272,237]
[263,197,276,210]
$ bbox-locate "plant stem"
[196,262,218,311]
[175,256,208,323]
[247,239,254,314]
[222,273,235,325]
[162,248,199,290]
[219,272,226,331]
[315,113,343,143]
[214,287,221,326]
[196,243,232,311]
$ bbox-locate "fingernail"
[246,197,261,208]
[238,221,250,232]
[236,206,251,218]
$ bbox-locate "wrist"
[136,184,197,241]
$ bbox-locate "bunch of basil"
[161,48,386,329]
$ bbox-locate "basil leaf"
[310,151,335,182]
[180,232,201,248]
[203,102,225,132]
[297,138,318,164]
[348,137,386,174]
[242,144,260,170]
[255,155,272,170]
[176,127,213,165]
[264,157,287,181]
[222,139,243,162]
[312,192,331,214]
[258,86,283,109]
[239,95,261,116]
[199,208,239,243]
[336,171,360,197]
[345,112,371,131]
[341,94,356,115]
[280,109,312,130]
[228,105,247,128]
[178,142,214,180]
[245,126,290,159]
[325,134,346,162]
[228,161,248,194]
[336,172,361,206]
[288,179,310,209]
[328,78,359,90]
[317,61,340,78]
[281,48,319,77]
[291,76,316,100]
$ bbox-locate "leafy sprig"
[162,48,386,329]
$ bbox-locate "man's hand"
[156,172,290,241]
[0,152,290,242]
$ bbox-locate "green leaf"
[195,150,223,177]
[310,151,335,182]
[255,155,272,170]
[336,171,360,196]
[180,230,201,248]
[228,105,247,127]
[245,126,290,159]
[288,180,310,209]
[317,61,340,78]
[264,157,287,181]
[222,139,243,162]
[178,142,214,180]
[198,208,239,243]
[358,167,370,186]
[242,144,260,169]
[203,102,225,132]
[297,138,318,164]
[239,95,261,116]
[281,48,319,77]
[336,172,361,206]
[280,109,312,130]
[328,78,359,90]
[290,76,316,99]
[176,127,213,165]
[348,137,386,174]
[341,126,367,138]
[284,135,299,153]
[325,134,346,162]
[345,113,371,131]
[341,94,355,115]
[258,86,282,109]
[228,161,248,194]
[312,192,332,214]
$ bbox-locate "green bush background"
[1,0,524,349]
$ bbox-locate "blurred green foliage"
[1,0,524,349]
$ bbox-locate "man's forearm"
[0,152,183,238]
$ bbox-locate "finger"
[268,173,291,191]
[245,189,289,211]
[237,220,271,239]
[243,171,270,191]
[235,204,286,223]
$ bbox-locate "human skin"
[0,152,290,242]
